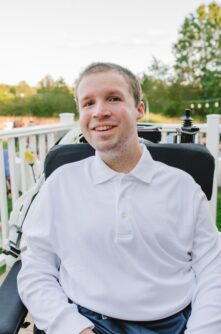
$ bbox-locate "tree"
[173,2,221,98]
[141,58,187,117]
[0,84,15,101]
[16,81,35,97]
[37,75,55,94]
[37,76,71,95]
[33,75,76,117]
[147,57,172,83]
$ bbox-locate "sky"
[0,0,218,86]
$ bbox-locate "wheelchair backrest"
[44,142,214,200]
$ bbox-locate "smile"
[93,125,116,131]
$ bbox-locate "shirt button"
[121,212,127,218]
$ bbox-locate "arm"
[185,188,221,333]
[17,181,94,334]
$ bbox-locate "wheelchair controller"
[137,109,199,144]
[180,109,199,143]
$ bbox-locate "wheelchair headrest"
[44,143,214,200]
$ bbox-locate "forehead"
[77,71,131,99]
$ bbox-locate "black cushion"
[44,142,214,200]
[0,260,27,334]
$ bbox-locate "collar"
[129,144,155,184]
[91,144,155,185]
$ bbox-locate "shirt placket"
[115,175,133,241]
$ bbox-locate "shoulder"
[45,155,95,185]
[154,159,198,190]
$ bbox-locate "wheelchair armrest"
[0,260,28,334]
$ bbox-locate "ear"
[136,101,145,121]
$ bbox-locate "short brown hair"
[74,62,142,107]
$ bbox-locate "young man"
[18,63,221,334]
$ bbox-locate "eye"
[82,100,94,108]
[108,96,121,102]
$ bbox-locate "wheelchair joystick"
[180,109,199,143]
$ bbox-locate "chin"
[91,141,118,153]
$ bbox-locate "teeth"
[95,125,113,131]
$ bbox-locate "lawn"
[217,187,221,231]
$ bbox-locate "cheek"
[117,107,137,122]
[115,107,130,119]
[79,112,90,130]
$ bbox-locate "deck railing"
[0,114,220,250]
[0,121,76,247]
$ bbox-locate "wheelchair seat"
[0,142,214,334]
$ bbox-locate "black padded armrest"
[0,260,27,334]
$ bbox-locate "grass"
[217,188,221,231]
[7,196,12,213]
[0,265,6,276]
[0,248,6,276]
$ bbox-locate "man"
[18,63,221,334]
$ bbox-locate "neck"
[99,141,142,173]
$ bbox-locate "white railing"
[0,114,220,250]
[0,120,76,247]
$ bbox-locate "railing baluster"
[29,135,37,153]
[0,140,9,245]
[19,137,28,193]
[47,133,55,151]
[160,130,168,143]
[8,138,19,206]
[38,134,46,174]
[206,115,220,222]
[28,135,40,182]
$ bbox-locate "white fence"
[0,122,75,247]
[0,114,220,250]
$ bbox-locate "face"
[77,71,144,155]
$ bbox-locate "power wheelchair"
[0,126,215,334]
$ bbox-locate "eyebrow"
[79,89,124,103]
[107,90,123,96]
[81,95,93,101]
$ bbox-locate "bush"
[0,92,77,118]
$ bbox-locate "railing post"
[0,141,9,246]
[59,113,74,124]
[206,114,220,222]
[8,138,19,207]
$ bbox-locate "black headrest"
[44,143,214,200]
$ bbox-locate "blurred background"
[0,0,220,127]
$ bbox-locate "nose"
[92,102,111,119]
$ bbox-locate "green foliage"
[0,84,15,101]
[173,2,221,101]
[141,59,203,119]
[37,75,72,95]
[28,93,75,117]
[140,2,221,120]
[0,75,77,118]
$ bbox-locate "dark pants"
[34,304,191,334]
[78,304,191,334]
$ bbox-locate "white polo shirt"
[18,145,221,334]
